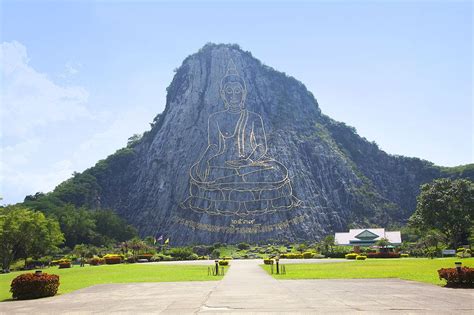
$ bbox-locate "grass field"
[261,257,474,285]
[0,263,226,301]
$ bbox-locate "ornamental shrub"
[218,260,229,266]
[189,253,199,260]
[170,248,195,260]
[137,254,153,261]
[366,252,400,258]
[345,253,358,260]
[152,254,173,262]
[58,259,71,269]
[302,252,314,259]
[263,259,274,265]
[438,267,474,288]
[280,253,303,259]
[456,248,472,258]
[237,242,251,250]
[10,273,60,300]
[356,255,367,260]
[88,257,105,266]
[103,254,122,265]
[400,254,409,258]
[192,245,212,256]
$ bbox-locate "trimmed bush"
[137,254,153,262]
[400,253,409,258]
[345,253,358,260]
[218,260,229,266]
[170,248,195,260]
[438,267,474,288]
[10,273,60,300]
[237,243,251,250]
[88,257,105,266]
[103,254,122,265]
[302,252,314,259]
[356,255,367,260]
[456,248,472,258]
[280,253,303,259]
[188,253,199,260]
[58,259,71,269]
[263,259,274,265]
[367,252,400,258]
[152,254,172,262]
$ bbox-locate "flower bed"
[367,252,400,258]
[103,254,122,265]
[10,273,60,300]
[438,267,474,288]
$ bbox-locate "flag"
[164,238,169,245]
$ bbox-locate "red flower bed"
[10,273,60,300]
[367,252,400,258]
[438,267,474,288]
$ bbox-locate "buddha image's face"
[222,82,246,109]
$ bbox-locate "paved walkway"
[1,259,473,314]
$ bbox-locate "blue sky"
[1,0,472,204]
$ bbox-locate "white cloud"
[0,41,157,204]
[1,41,91,140]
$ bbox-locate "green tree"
[127,238,147,259]
[73,244,94,267]
[410,178,474,247]
[376,237,390,248]
[321,235,335,254]
[0,206,64,271]
[415,229,447,258]
[92,209,137,244]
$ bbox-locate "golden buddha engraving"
[180,60,302,217]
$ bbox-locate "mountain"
[47,43,473,244]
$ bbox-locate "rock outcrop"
[53,44,472,244]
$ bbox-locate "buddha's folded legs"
[191,158,288,186]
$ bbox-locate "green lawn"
[0,263,226,301]
[261,258,474,285]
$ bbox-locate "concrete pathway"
[1,259,473,314]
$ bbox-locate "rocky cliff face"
[58,44,469,244]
